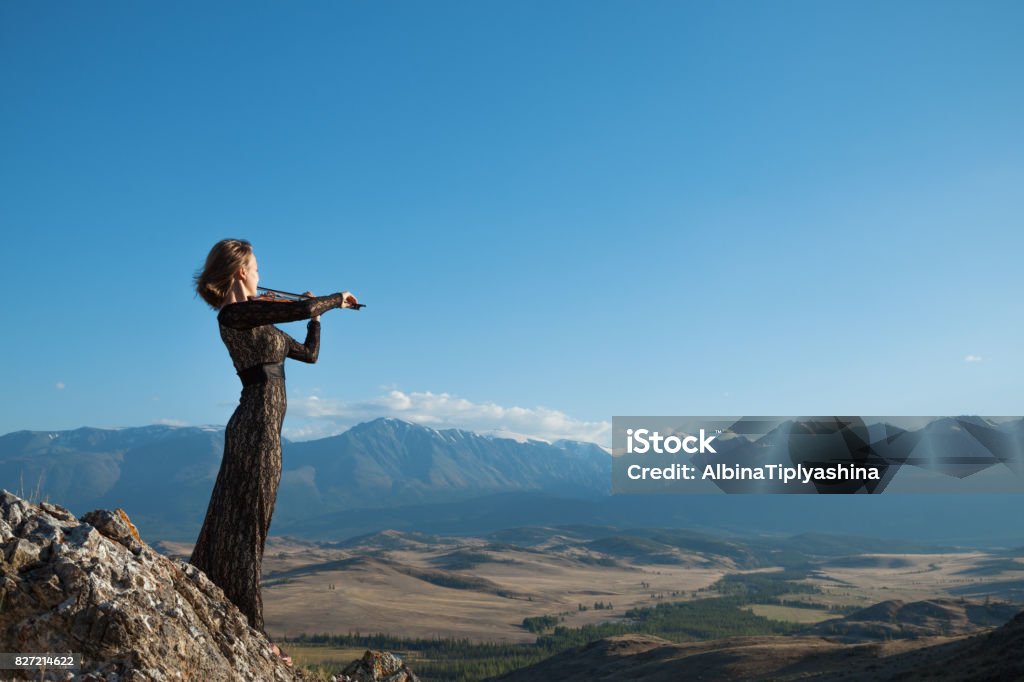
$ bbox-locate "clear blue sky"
[2,1,1022,444]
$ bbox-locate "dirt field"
[745,604,834,624]
[258,536,725,642]
[808,552,1024,607]
[157,535,1023,644]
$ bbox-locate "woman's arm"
[217,293,348,330]
[286,320,320,363]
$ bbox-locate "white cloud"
[284,389,611,446]
[964,355,983,363]
[155,418,188,427]
[55,382,65,390]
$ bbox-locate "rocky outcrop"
[337,651,419,682]
[0,490,297,680]
[0,491,419,682]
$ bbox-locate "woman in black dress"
[190,238,357,645]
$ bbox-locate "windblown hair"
[194,239,253,309]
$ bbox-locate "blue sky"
[2,1,1022,444]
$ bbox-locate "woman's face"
[241,253,260,297]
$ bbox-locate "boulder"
[0,491,419,682]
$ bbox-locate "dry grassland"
[809,552,1022,607]
[157,536,1022,641]
[259,536,725,641]
[745,604,834,623]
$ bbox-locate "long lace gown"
[190,293,347,633]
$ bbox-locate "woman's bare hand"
[340,291,359,309]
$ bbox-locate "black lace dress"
[190,293,347,633]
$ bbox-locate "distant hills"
[2,418,1023,546]
[0,418,609,540]
[804,598,1020,641]
[284,417,611,507]
[488,608,1024,682]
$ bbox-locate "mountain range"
[0,418,608,540]
[1,418,1022,546]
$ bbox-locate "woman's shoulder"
[217,301,257,329]
[217,300,249,316]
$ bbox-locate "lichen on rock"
[0,490,295,680]
[0,490,418,682]
[336,650,420,682]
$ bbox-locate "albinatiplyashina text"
[625,462,881,483]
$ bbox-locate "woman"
[190,238,357,652]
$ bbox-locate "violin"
[252,286,365,309]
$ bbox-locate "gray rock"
[0,491,296,681]
[0,491,421,682]
[336,650,421,682]
[4,538,41,571]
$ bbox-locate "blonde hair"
[194,239,253,309]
